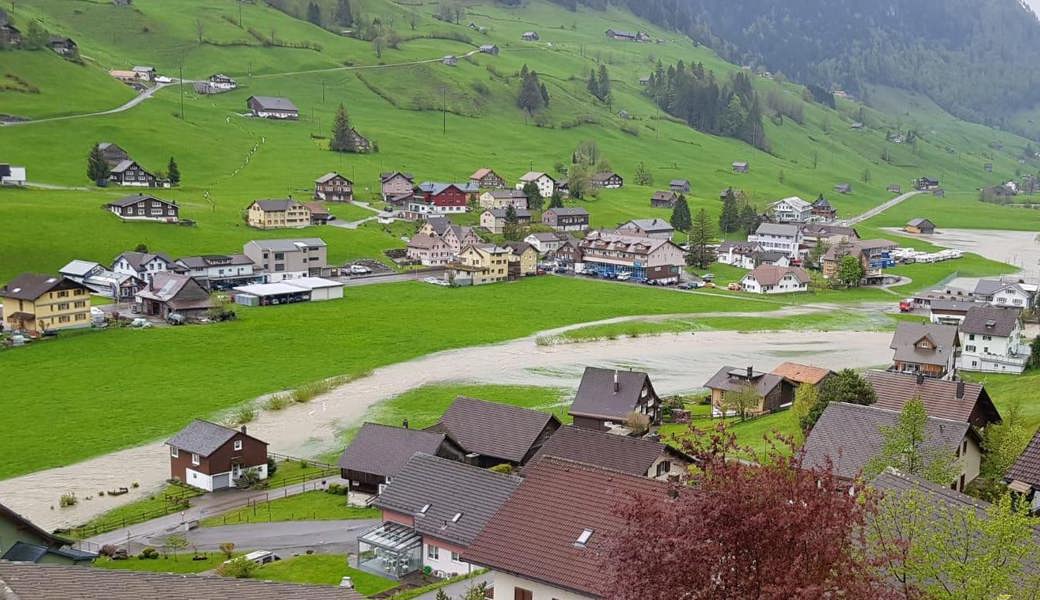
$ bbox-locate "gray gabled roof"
[1,541,95,563]
[527,425,677,477]
[703,365,785,397]
[960,305,1021,337]
[622,218,673,232]
[545,207,589,217]
[248,95,298,112]
[166,419,262,457]
[338,423,454,478]
[754,222,800,237]
[375,453,521,547]
[890,323,959,367]
[802,402,971,479]
[429,397,559,463]
[973,278,1028,297]
[106,194,172,208]
[315,172,351,184]
[570,367,655,421]
[250,199,303,212]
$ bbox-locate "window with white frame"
[234,440,243,451]
[427,545,439,560]
[191,453,200,466]
[170,447,179,458]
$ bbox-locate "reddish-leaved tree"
[599,425,901,600]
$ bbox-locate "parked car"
[616,272,632,281]
[349,264,372,274]
[167,313,186,325]
[727,282,741,291]
[130,318,151,328]
[677,282,698,290]
[702,273,715,282]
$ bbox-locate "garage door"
[212,473,232,490]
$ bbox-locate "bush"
[264,394,292,411]
[625,412,651,436]
[326,483,348,495]
[217,557,259,578]
[267,457,278,477]
[232,406,255,425]
[59,493,77,508]
[138,547,159,560]
[234,469,263,489]
[219,542,236,560]
[99,544,118,558]
[489,463,515,475]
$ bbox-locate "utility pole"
[179,65,185,120]
[238,0,243,27]
[321,79,325,104]
[441,87,447,135]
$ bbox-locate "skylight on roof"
[419,503,431,514]
[451,512,463,523]
[574,528,594,547]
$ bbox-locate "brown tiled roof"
[338,423,458,478]
[570,367,656,421]
[865,371,1000,426]
[0,274,77,301]
[703,365,784,397]
[769,362,831,385]
[464,457,670,597]
[0,562,364,599]
[889,323,959,367]
[526,426,681,477]
[802,402,972,480]
[375,453,521,546]
[744,264,810,286]
[427,397,560,464]
[1006,428,1040,491]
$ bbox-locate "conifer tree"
[87,145,110,185]
[167,157,180,186]
[330,103,353,152]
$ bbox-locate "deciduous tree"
[802,368,876,429]
[865,397,958,484]
[633,161,653,185]
[837,254,865,288]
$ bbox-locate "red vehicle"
[899,299,913,312]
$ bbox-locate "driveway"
[181,519,378,554]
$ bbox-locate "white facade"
[740,272,809,294]
[113,255,173,284]
[489,570,591,600]
[748,225,803,258]
[716,247,758,269]
[1,166,26,186]
[289,277,344,301]
[960,325,1027,374]
[769,197,813,223]
[184,463,268,492]
[992,286,1032,308]
[517,173,555,198]
[423,541,476,578]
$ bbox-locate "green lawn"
[93,552,232,574]
[659,409,801,459]
[265,459,337,489]
[200,490,377,527]
[252,554,397,595]
[965,370,1040,432]
[71,484,203,536]
[0,276,771,480]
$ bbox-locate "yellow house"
[246,199,311,229]
[1,274,92,333]
[505,241,538,276]
[452,244,511,286]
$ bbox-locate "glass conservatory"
[357,521,423,579]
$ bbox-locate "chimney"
[916,373,924,385]
[613,370,620,393]
[956,380,965,399]
[747,366,754,379]
[240,425,247,434]
[402,418,409,429]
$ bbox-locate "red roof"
[464,457,669,597]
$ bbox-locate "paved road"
[412,573,492,600]
[181,519,378,554]
[1,81,181,127]
[845,191,922,225]
[341,270,446,288]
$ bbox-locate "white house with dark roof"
[768,196,813,223]
[973,279,1036,309]
[740,265,810,294]
[112,250,182,284]
[516,172,556,198]
[958,305,1027,373]
[748,222,803,258]
[166,420,268,491]
[246,95,299,119]
[0,163,26,186]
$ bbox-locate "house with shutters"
[338,423,466,494]
[569,367,661,432]
[516,172,556,198]
[973,279,1036,309]
[748,222,803,258]
[542,207,590,232]
[888,323,960,379]
[109,160,163,187]
[166,420,268,491]
[362,453,522,580]
[314,172,353,201]
[406,233,453,266]
[769,196,813,223]
[449,244,512,286]
[480,208,532,234]
[958,305,1027,373]
[469,168,506,189]
[105,194,179,222]
[246,199,311,229]
[246,95,299,119]
[739,265,810,294]
[590,171,623,189]
[0,274,92,333]
[418,182,475,214]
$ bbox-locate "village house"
[208,73,237,90]
[590,171,624,189]
[0,164,26,186]
[479,44,499,55]
[111,250,182,286]
[821,239,898,279]
[552,237,583,267]
[419,182,475,214]
[755,250,792,267]
[703,365,793,417]
[616,218,675,240]
[516,171,556,198]
[449,244,512,286]
[802,402,981,492]
[915,177,941,191]
[442,54,458,66]
[670,179,691,193]
[973,278,1036,309]
[0,23,21,48]
[380,171,415,200]
[426,397,561,468]
[904,218,936,235]
[246,95,299,120]
[770,361,832,389]
[888,322,961,379]
[569,367,661,432]
[748,222,803,258]
[866,370,1001,429]
[109,159,161,187]
[246,198,311,229]
[800,223,859,246]
[166,421,267,491]
[134,272,215,319]
[131,65,155,81]
[739,264,810,294]
[1005,429,1040,511]
[479,189,528,210]
[527,425,692,481]
[834,183,853,194]
[811,196,837,221]
[46,36,77,57]
[305,202,333,225]
[928,299,977,326]
[96,142,129,166]
[362,453,522,580]
[524,232,571,255]
[503,241,538,276]
[732,161,750,173]
[480,208,532,234]
[419,219,480,255]
[605,29,651,42]
[716,241,763,269]
[0,563,364,599]
[313,172,353,202]
[769,196,813,223]
[104,193,179,222]
[579,230,684,282]
[542,207,590,232]
[243,238,328,280]
[0,503,94,565]
[59,260,141,301]
[958,305,1027,374]
[338,422,466,494]
[406,233,453,266]
[0,274,92,333]
[521,31,539,41]
[465,457,671,600]
[469,168,506,189]
[175,254,258,290]
[650,190,679,208]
